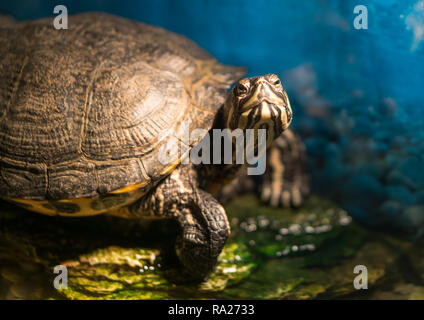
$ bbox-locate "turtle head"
[224,73,292,147]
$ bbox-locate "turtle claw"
[259,129,310,209]
[260,181,306,208]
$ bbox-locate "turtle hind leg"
[260,129,310,208]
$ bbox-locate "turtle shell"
[0,13,246,200]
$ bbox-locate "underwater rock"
[322,158,348,186]
[378,201,402,218]
[304,137,329,158]
[415,190,424,204]
[377,97,397,118]
[331,110,354,136]
[282,64,316,91]
[387,157,424,191]
[351,162,386,181]
[401,206,424,230]
[344,139,374,161]
[385,153,402,168]
[324,142,340,158]
[385,185,416,206]
[303,96,331,118]
[342,174,386,208]
[390,135,410,149]
[372,141,389,154]
[297,117,333,139]
[351,116,375,137]
[374,130,393,144]
[319,143,349,187]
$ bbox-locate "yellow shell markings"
[7,181,149,217]
[6,159,185,218]
[108,182,146,194]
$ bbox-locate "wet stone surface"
[0,195,422,299]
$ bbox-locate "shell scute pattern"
[0,13,245,216]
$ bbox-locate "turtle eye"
[236,83,249,95]
[273,79,281,87]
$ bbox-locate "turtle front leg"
[127,164,229,281]
[175,189,229,280]
[260,129,310,207]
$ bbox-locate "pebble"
[378,201,402,218]
[342,174,386,207]
[415,190,424,204]
[388,158,424,190]
[385,185,416,206]
[401,206,424,228]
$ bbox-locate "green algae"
[0,195,422,300]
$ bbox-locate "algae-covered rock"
[0,195,422,300]
[61,242,255,299]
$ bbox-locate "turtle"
[0,13,309,280]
